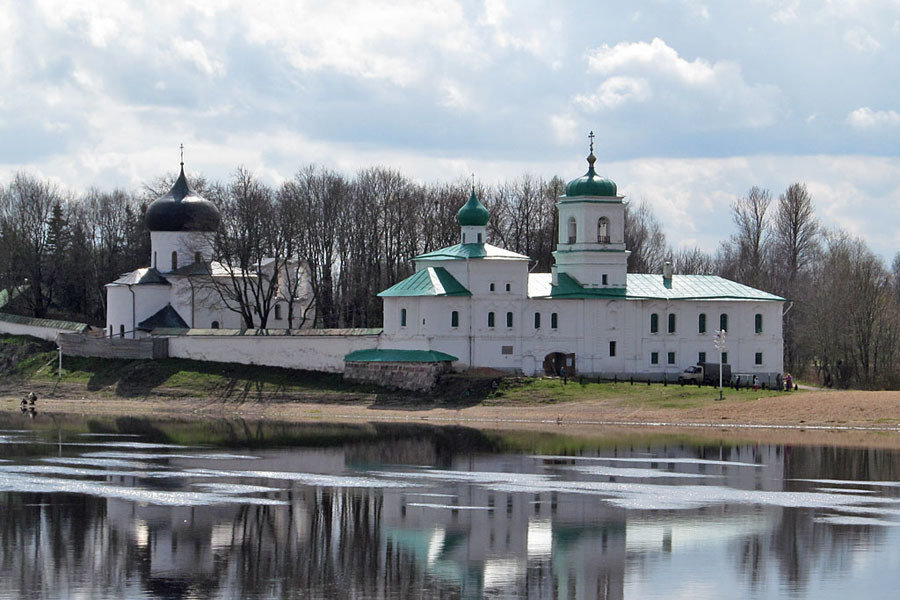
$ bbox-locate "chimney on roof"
[663,261,674,281]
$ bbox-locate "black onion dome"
[145,165,221,232]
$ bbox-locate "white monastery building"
[106,162,313,338]
[376,146,785,381]
[102,146,783,385]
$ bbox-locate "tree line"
[0,166,896,388]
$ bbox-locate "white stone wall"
[167,331,380,372]
[105,284,172,338]
[150,231,214,273]
[0,316,83,342]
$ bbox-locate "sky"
[1,0,899,259]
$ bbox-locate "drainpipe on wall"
[127,284,136,340]
[467,258,473,369]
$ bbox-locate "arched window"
[487,312,495,328]
[650,313,659,333]
[274,304,282,320]
[597,217,609,243]
[567,217,577,244]
[551,312,558,329]
[668,313,676,333]
[755,313,763,334]
[171,251,178,271]
[400,308,407,327]
[698,313,707,334]
[477,233,483,243]
[720,313,728,332]
[211,321,220,329]
[506,312,513,328]
[451,311,459,328]
[534,312,541,329]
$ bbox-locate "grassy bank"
[0,334,786,409]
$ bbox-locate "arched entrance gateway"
[543,352,576,376]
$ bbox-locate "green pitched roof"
[414,243,529,262]
[344,349,458,363]
[378,267,471,297]
[0,311,89,332]
[528,272,784,301]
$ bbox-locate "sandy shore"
[3,381,900,448]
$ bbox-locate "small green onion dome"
[457,190,490,227]
[565,153,617,197]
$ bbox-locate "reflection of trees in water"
[735,445,900,594]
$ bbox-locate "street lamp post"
[713,329,727,401]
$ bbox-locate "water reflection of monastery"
[97,441,788,599]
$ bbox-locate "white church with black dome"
[106,162,312,338]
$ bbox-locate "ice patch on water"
[58,442,189,449]
[185,468,417,489]
[532,455,764,468]
[42,457,154,469]
[384,468,900,511]
[192,482,282,494]
[407,503,491,510]
[815,515,900,527]
[0,471,287,507]
[794,478,900,488]
[82,451,259,461]
[566,465,719,479]
[0,464,226,480]
[404,493,457,498]
[78,433,142,437]
[815,487,878,494]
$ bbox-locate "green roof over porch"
[344,349,459,363]
[378,267,471,297]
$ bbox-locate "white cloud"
[844,26,881,52]
[582,38,781,127]
[847,107,900,128]
[549,114,578,144]
[173,38,225,77]
[574,76,651,110]
[680,0,710,20]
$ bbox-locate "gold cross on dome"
[180,143,184,165]
[588,131,595,153]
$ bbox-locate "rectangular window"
[650,313,659,333]
[501,345,513,355]
[451,310,459,328]
[755,352,763,365]
[602,274,608,285]
[667,351,675,365]
[506,311,513,328]
[698,313,707,334]
[698,351,706,364]
[720,313,728,332]
[755,313,763,334]
[534,312,541,328]
[609,341,616,357]
[722,352,728,364]
[551,313,558,329]
[650,351,659,365]
[505,283,511,292]
[488,312,495,328]
[668,313,676,333]
[400,308,407,327]
[490,283,495,292]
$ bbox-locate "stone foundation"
[344,360,453,392]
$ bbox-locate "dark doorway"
[543,352,576,376]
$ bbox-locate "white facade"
[379,158,785,382]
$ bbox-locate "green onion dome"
[565,153,617,197]
[457,190,490,227]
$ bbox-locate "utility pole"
[713,329,727,401]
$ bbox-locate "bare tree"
[625,200,668,273]
[727,186,773,289]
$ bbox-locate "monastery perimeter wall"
[59,333,168,360]
[0,313,89,342]
[165,329,381,373]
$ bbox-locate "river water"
[0,414,898,599]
